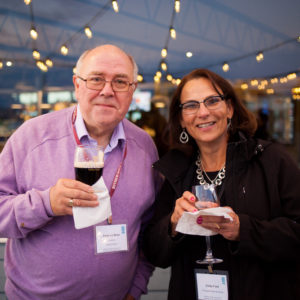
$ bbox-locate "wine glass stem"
[205,236,213,259]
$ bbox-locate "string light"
[241,83,248,90]
[222,62,229,72]
[137,74,143,82]
[84,26,93,38]
[166,74,173,81]
[250,79,258,86]
[156,70,162,78]
[45,58,53,67]
[170,27,176,39]
[270,78,278,84]
[256,52,264,62]
[36,61,48,72]
[6,61,13,67]
[154,75,160,83]
[60,45,69,56]
[186,51,193,58]
[30,26,38,40]
[0,61,3,69]
[32,49,40,60]
[287,73,297,80]
[266,89,274,94]
[24,0,31,5]
[112,0,119,13]
[174,0,180,13]
[73,67,77,74]
[161,48,168,58]
[161,61,167,71]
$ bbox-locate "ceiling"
[0,0,300,94]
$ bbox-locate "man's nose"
[99,81,114,96]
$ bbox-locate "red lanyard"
[71,106,127,197]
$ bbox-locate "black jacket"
[143,135,300,300]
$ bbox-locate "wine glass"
[74,145,104,186]
[192,184,223,265]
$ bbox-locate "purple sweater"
[0,107,159,300]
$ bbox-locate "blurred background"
[0,0,299,162]
[0,1,299,298]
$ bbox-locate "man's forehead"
[82,50,133,77]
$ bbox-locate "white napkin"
[175,207,233,236]
[73,177,111,229]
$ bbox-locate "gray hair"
[75,45,138,82]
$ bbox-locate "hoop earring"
[179,128,189,144]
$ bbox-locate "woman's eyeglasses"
[179,95,225,115]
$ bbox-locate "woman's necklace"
[195,153,225,188]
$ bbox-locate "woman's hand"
[197,206,240,241]
[170,191,198,236]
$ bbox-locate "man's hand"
[50,178,99,216]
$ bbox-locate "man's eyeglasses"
[77,75,136,92]
[179,95,225,115]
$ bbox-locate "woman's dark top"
[143,133,300,300]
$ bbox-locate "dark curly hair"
[168,69,257,154]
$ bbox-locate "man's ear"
[73,75,79,90]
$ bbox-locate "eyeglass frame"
[179,95,226,114]
[76,75,136,92]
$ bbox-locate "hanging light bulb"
[251,79,259,86]
[0,61,3,69]
[156,70,162,78]
[6,61,13,67]
[60,45,69,56]
[176,78,181,85]
[256,52,264,62]
[287,73,297,80]
[32,49,40,60]
[161,48,167,58]
[166,74,173,81]
[241,83,248,90]
[84,26,93,38]
[161,61,167,71]
[270,78,278,84]
[222,62,229,72]
[112,0,119,13]
[30,26,38,40]
[154,75,160,83]
[174,0,180,13]
[45,58,53,67]
[186,51,193,58]
[36,61,48,72]
[170,27,176,39]
[137,74,143,82]
[24,0,31,5]
[73,67,77,74]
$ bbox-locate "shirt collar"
[75,105,126,154]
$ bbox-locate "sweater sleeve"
[0,135,54,239]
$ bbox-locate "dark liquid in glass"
[75,167,103,185]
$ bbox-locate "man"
[0,45,159,300]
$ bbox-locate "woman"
[143,69,300,300]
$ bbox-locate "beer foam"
[74,161,104,168]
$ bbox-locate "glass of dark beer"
[74,145,104,186]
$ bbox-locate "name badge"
[95,224,128,254]
[195,269,229,300]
